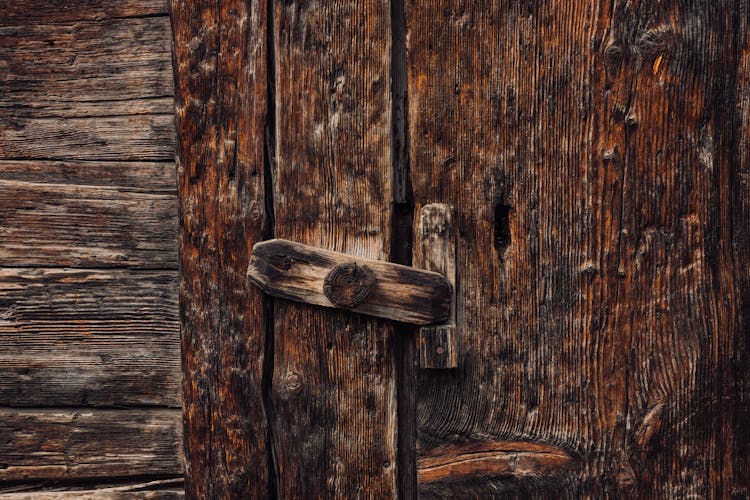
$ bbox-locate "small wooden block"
[247,239,452,325]
[419,325,458,368]
[416,204,458,369]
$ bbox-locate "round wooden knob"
[323,262,376,308]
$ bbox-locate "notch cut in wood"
[416,204,458,369]
[247,239,452,325]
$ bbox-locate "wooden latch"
[246,204,458,368]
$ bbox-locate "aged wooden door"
[171,0,749,498]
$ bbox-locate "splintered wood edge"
[416,203,458,368]
[247,239,452,325]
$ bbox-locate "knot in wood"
[323,262,376,309]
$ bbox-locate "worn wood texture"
[1,0,168,24]
[0,16,174,162]
[0,268,180,407]
[417,439,575,489]
[269,0,397,497]
[0,16,173,117]
[170,0,270,497]
[0,409,183,481]
[0,479,184,500]
[1,0,182,493]
[415,204,458,368]
[0,161,176,193]
[0,179,177,269]
[407,0,750,497]
[248,239,451,325]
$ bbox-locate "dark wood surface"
[268,0,399,496]
[0,268,180,407]
[407,0,750,497]
[0,409,183,481]
[170,0,270,497]
[1,0,183,494]
[1,479,184,500]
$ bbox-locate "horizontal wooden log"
[417,440,576,485]
[0,0,167,24]
[0,16,173,118]
[0,268,180,407]
[247,239,452,325]
[0,160,176,193]
[0,179,177,268]
[0,479,184,499]
[0,409,183,481]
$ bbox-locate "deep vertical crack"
[390,0,416,497]
[261,0,278,496]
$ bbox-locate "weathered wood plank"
[0,15,174,161]
[407,0,750,497]
[0,479,184,499]
[170,0,270,497]
[248,239,451,325]
[0,115,174,162]
[0,16,173,116]
[0,1,168,24]
[415,204,458,368]
[417,439,575,491]
[0,179,177,268]
[0,268,180,407]
[270,0,397,497]
[0,409,182,481]
[0,160,176,193]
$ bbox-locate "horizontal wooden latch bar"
[247,239,452,325]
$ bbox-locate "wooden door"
[171,1,750,498]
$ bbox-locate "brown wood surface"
[415,204,458,368]
[0,179,177,268]
[0,268,180,407]
[0,15,174,162]
[0,409,182,481]
[0,16,173,117]
[407,0,750,497]
[170,0,270,497]
[1,0,182,494]
[0,479,184,500]
[268,0,398,497]
[1,0,168,24]
[248,239,451,325]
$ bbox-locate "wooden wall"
[0,1,183,497]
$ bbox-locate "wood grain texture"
[170,0,270,497]
[418,439,575,490]
[0,16,173,117]
[0,409,182,481]
[1,0,181,493]
[0,479,184,499]
[248,239,451,325]
[0,161,176,193]
[0,268,180,407]
[1,0,168,24]
[269,0,397,496]
[415,204,458,368]
[0,179,177,269]
[407,0,750,497]
[0,16,174,162]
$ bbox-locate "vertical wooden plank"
[407,0,749,497]
[416,204,458,369]
[270,0,397,497]
[170,0,269,497]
